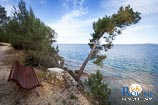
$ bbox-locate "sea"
[58,44,158,105]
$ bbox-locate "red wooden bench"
[8,61,40,90]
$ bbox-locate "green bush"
[7,1,54,51]
[0,5,9,42]
[84,70,111,105]
[0,0,63,68]
[24,50,63,68]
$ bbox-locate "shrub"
[24,49,63,68]
[0,5,9,42]
[84,70,111,105]
[7,1,54,51]
[1,0,64,68]
[70,93,78,100]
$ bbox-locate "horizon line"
[55,43,158,45]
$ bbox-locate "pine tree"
[77,6,141,80]
[0,5,9,42]
[5,0,63,68]
[85,70,111,105]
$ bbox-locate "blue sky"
[0,0,158,44]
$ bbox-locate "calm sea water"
[58,44,158,73]
[58,44,158,104]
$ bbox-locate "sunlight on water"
[58,44,158,104]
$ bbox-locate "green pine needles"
[77,5,141,79]
[85,70,111,105]
[0,0,63,68]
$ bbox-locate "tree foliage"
[78,5,141,79]
[85,70,111,105]
[0,5,9,42]
[7,0,55,51]
[0,5,8,25]
[0,0,63,68]
[90,5,141,65]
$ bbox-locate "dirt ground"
[0,43,91,105]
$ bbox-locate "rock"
[0,42,11,46]
[48,68,64,73]
[47,68,78,87]
[47,68,65,82]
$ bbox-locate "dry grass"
[0,43,91,105]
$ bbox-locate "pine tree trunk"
[77,44,96,80]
